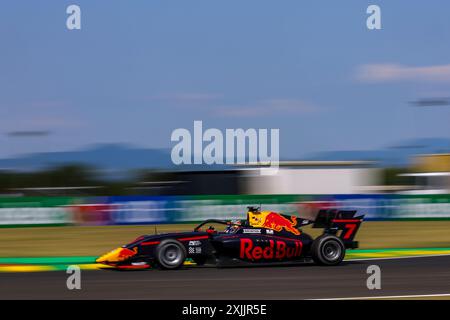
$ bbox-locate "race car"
[96,206,364,269]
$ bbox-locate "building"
[399,154,450,194]
[241,161,380,195]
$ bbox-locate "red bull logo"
[239,238,302,260]
[96,247,136,264]
[248,211,300,235]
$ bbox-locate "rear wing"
[312,209,364,249]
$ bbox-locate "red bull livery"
[96,206,364,269]
[248,211,301,235]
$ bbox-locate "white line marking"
[345,253,450,262]
[316,293,450,300]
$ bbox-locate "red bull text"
[239,238,303,260]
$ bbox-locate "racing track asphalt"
[1,255,449,299]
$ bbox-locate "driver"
[225,220,242,233]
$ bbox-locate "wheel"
[155,239,187,269]
[311,234,345,266]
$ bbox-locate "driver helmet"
[225,220,242,233]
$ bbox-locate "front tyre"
[311,235,345,266]
[155,239,186,269]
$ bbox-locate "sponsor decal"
[265,229,274,234]
[239,238,302,260]
[189,240,202,246]
[188,247,202,254]
[96,247,136,264]
[243,228,261,234]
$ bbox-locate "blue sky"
[1,1,450,159]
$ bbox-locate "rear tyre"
[155,239,186,269]
[311,235,345,266]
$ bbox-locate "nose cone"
[96,247,136,264]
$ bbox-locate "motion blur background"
[1,1,450,257]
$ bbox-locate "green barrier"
[393,194,450,219]
[0,196,77,227]
[1,194,450,227]
[173,194,322,222]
